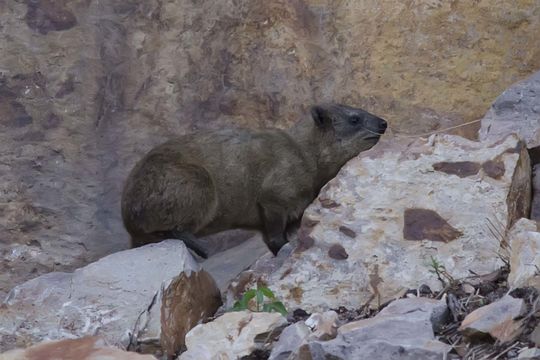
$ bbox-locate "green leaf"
[259,286,275,299]
[243,289,257,302]
[230,300,246,312]
[229,286,287,314]
[267,301,288,316]
[239,290,257,311]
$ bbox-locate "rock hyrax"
[122,103,387,258]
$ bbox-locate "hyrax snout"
[121,103,387,258]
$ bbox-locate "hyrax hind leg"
[123,161,218,259]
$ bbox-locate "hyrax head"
[310,103,387,155]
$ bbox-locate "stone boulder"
[268,322,312,360]
[302,297,451,359]
[230,133,530,312]
[376,297,449,331]
[479,70,540,149]
[518,348,540,360]
[179,311,287,359]
[0,241,221,357]
[0,337,156,360]
[459,295,526,343]
[202,233,270,291]
[304,311,339,341]
[507,219,540,290]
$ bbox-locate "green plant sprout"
[427,256,455,285]
[230,284,288,316]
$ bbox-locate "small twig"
[436,283,452,299]
[491,342,519,360]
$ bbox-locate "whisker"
[361,127,385,136]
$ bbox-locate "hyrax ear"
[310,105,332,129]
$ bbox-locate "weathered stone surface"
[377,297,449,332]
[304,311,339,341]
[160,267,222,357]
[302,297,451,360]
[518,347,540,360]
[1,0,540,299]
[459,295,526,342]
[202,233,270,291]
[0,241,221,356]
[269,310,341,360]
[531,324,540,347]
[479,70,540,148]
[269,322,311,360]
[238,134,530,312]
[531,164,540,221]
[179,311,287,360]
[508,219,540,290]
[0,337,156,360]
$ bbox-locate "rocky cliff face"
[1,0,540,297]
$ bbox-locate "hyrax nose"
[378,119,387,133]
[369,117,387,133]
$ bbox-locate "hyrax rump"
[121,104,387,258]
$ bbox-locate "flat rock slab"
[303,297,451,360]
[269,322,312,360]
[518,347,540,360]
[479,70,540,148]
[252,134,530,312]
[508,218,540,290]
[203,234,270,291]
[459,295,526,343]
[0,241,221,357]
[180,311,287,360]
[377,297,449,331]
[0,337,156,360]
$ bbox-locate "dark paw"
[189,246,209,259]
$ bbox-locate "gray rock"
[377,297,449,331]
[304,311,339,340]
[531,323,540,347]
[228,134,531,312]
[459,295,526,342]
[203,234,269,291]
[507,218,540,290]
[305,338,450,360]
[479,70,540,148]
[0,241,221,357]
[179,311,287,360]
[518,347,540,360]
[269,322,311,360]
[302,297,451,360]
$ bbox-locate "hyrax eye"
[349,116,362,125]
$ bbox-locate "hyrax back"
[121,104,387,258]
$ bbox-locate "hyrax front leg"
[258,204,289,256]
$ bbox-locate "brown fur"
[121,103,387,258]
